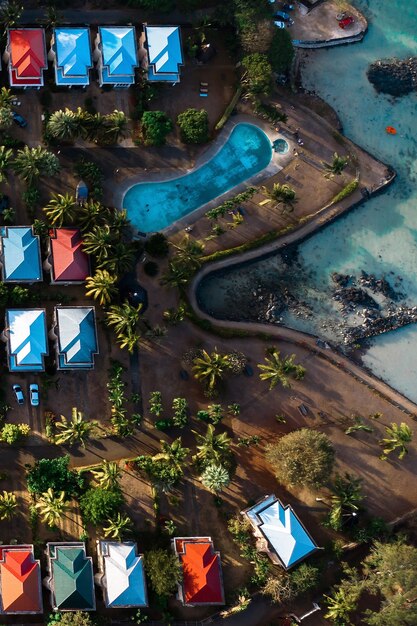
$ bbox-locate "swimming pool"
[273,138,289,154]
[123,123,272,232]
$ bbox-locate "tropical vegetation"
[258,348,305,390]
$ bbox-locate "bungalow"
[172,537,224,607]
[44,542,95,611]
[49,27,92,87]
[45,228,90,285]
[3,309,48,372]
[0,545,43,614]
[4,28,47,88]
[94,26,138,87]
[52,306,98,370]
[242,495,318,570]
[0,226,42,283]
[95,541,148,608]
[141,25,183,83]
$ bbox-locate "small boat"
[386,126,397,135]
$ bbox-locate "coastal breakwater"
[367,57,417,96]
[344,306,417,344]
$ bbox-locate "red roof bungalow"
[45,228,90,284]
[0,545,43,614]
[173,537,224,607]
[5,29,47,88]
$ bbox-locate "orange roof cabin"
[0,545,43,614]
[45,228,90,284]
[173,537,224,607]
[5,29,47,88]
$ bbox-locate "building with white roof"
[95,541,148,608]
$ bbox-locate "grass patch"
[330,179,359,205]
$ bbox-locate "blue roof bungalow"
[94,26,138,87]
[3,309,48,372]
[95,541,148,608]
[49,27,92,87]
[242,495,318,570]
[0,226,42,283]
[140,25,183,83]
[52,306,98,370]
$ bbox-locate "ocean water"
[199,0,417,401]
[122,123,272,232]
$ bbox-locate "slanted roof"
[1,227,42,282]
[100,542,147,608]
[8,29,47,87]
[49,544,95,611]
[174,537,224,606]
[0,546,42,614]
[244,496,318,569]
[145,26,183,82]
[6,309,48,372]
[49,228,90,283]
[55,306,98,370]
[53,27,92,86]
[98,26,138,85]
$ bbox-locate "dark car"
[12,112,28,128]
[274,10,290,20]
[0,194,10,214]
[282,3,294,9]
[13,384,24,405]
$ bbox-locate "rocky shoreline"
[367,57,417,96]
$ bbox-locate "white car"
[29,384,39,407]
[274,20,286,28]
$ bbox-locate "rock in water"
[367,57,417,96]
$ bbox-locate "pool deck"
[115,114,293,236]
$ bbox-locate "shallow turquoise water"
[199,1,417,401]
[123,123,272,232]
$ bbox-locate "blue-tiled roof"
[99,542,148,608]
[145,26,183,82]
[6,309,48,372]
[99,27,138,84]
[56,307,98,369]
[54,28,92,86]
[1,227,42,282]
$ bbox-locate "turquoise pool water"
[123,123,272,233]
[198,1,417,402]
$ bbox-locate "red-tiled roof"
[49,228,90,283]
[8,29,46,86]
[176,539,224,605]
[0,548,42,613]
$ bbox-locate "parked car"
[29,384,39,407]
[0,194,10,214]
[274,20,286,28]
[339,16,354,28]
[12,112,28,128]
[13,384,24,405]
[282,3,294,10]
[274,10,290,20]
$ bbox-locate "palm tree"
[0,106,12,131]
[324,585,359,624]
[104,110,129,144]
[117,331,141,353]
[263,183,296,207]
[108,208,130,233]
[153,438,190,472]
[258,348,306,390]
[34,489,69,528]
[329,473,363,531]
[171,234,205,270]
[103,513,133,541]
[0,1,23,32]
[0,146,13,183]
[323,152,349,177]
[106,302,143,337]
[0,87,14,108]
[55,407,98,447]
[83,112,106,142]
[91,461,121,490]
[43,193,77,227]
[100,242,135,275]
[0,491,17,520]
[201,463,230,493]
[13,146,60,186]
[43,3,62,29]
[85,269,118,306]
[83,224,115,263]
[192,424,232,467]
[78,200,109,232]
[379,422,413,460]
[192,349,231,391]
[2,206,15,225]
[162,261,192,287]
[46,108,85,141]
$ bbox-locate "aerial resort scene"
[0,0,415,625]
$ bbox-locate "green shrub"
[79,488,122,525]
[177,108,209,144]
[144,233,169,258]
[331,180,359,204]
[26,456,84,496]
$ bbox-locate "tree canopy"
[177,108,209,144]
[266,429,335,488]
[141,110,173,146]
[144,548,182,597]
[268,29,295,74]
[242,53,272,94]
[79,487,123,525]
[26,456,84,496]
